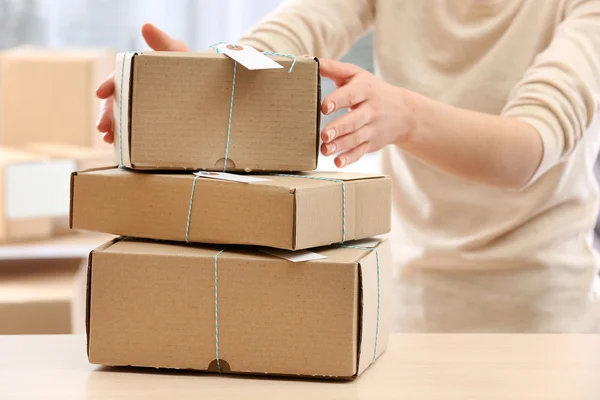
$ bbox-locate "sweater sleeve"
[502,0,600,186]
[237,0,375,59]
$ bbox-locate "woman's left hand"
[319,58,417,167]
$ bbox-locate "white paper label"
[260,248,327,263]
[5,159,76,219]
[194,171,270,184]
[217,43,283,70]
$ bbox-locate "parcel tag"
[260,248,327,263]
[194,171,270,184]
[217,43,283,70]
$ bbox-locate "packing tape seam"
[209,42,297,172]
[273,174,346,243]
[341,244,381,362]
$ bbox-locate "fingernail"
[326,143,337,155]
[337,157,346,168]
[325,129,335,142]
[326,102,335,114]
[96,117,102,128]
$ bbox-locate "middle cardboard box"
[70,168,391,251]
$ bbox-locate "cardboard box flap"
[142,50,317,65]
[267,172,387,192]
[107,237,378,265]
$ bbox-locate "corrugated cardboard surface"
[0,49,113,149]
[113,51,320,171]
[0,258,82,334]
[71,168,391,250]
[86,237,391,378]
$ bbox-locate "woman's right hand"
[96,23,190,144]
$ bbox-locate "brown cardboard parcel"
[70,168,391,250]
[113,51,320,171]
[86,237,391,378]
[0,148,76,243]
[0,48,113,149]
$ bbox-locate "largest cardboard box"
[0,48,113,149]
[113,51,320,171]
[86,237,392,378]
[70,168,391,250]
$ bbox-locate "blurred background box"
[0,48,114,149]
[25,142,114,235]
[0,258,82,334]
[0,232,114,334]
[26,142,114,171]
[0,148,75,243]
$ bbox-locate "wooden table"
[1,335,599,399]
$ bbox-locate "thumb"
[319,59,363,86]
[141,23,190,52]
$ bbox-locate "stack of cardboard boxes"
[71,47,393,379]
[0,48,114,334]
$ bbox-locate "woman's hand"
[319,59,417,168]
[96,23,190,144]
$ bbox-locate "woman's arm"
[320,0,600,190]
[238,0,374,58]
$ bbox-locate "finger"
[141,23,190,52]
[96,72,115,99]
[321,104,373,143]
[319,58,362,86]
[335,142,371,168]
[322,79,367,115]
[103,131,114,144]
[96,99,114,133]
[322,125,373,156]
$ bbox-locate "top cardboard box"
[113,51,320,172]
[0,48,113,149]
